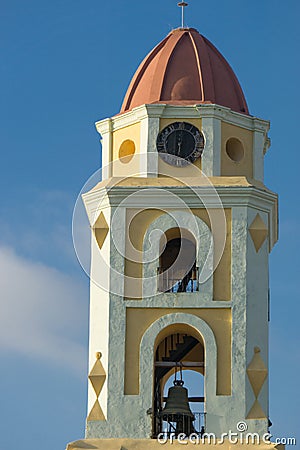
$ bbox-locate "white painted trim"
[95,104,270,136]
[202,116,221,176]
[253,130,265,182]
[139,117,160,176]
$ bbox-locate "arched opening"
[152,326,206,438]
[157,228,198,293]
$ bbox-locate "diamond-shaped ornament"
[246,399,267,419]
[93,212,109,249]
[88,352,106,397]
[87,400,105,421]
[249,214,268,252]
[247,347,268,397]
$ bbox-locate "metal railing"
[153,412,206,438]
[157,267,199,293]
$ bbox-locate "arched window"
[158,228,198,293]
[153,330,205,438]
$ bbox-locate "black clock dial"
[156,122,204,166]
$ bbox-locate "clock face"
[156,122,205,167]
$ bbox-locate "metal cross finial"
[178,2,188,28]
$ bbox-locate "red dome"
[120,28,249,115]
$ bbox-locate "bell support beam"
[155,361,204,367]
[162,397,205,402]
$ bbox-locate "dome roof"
[120,28,249,115]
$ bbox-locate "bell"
[160,379,195,436]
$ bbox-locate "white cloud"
[0,245,87,375]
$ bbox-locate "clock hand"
[178,129,184,156]
[177,138,182,156]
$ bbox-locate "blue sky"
[0,1,299,449]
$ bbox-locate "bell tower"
[67,24,281,450]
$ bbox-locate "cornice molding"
[95,103,270,136]
[82,182,278,249]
